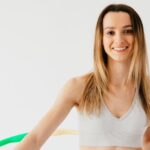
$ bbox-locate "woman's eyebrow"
[104,25,132,30]
[123,25,133,28]
[104,27,115,30]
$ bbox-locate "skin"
[103,12,134,86]
[14,12,150,150]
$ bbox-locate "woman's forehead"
[103,12,132,29]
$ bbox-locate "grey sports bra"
[78,90,148,148]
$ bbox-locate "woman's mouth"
[112,46,129,52]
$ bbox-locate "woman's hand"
[142,126,150,150]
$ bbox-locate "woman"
[14,4,150,150]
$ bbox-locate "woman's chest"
[79,97,147,134]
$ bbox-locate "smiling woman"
[14,3,150,150]
[103,12,134,62]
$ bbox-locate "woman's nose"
[114,33,124,44]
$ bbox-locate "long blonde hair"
[79,4,150,121]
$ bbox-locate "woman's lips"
[112,46,129,52]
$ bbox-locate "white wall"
[0,0,149,149]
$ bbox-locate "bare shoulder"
[60,73,90,105]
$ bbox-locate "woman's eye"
[123,29,133,34]
[106,31,115,36]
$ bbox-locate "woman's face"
[102,12,134,63]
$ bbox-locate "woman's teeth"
[112,46,128,51]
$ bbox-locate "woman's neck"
[107,59,131,87]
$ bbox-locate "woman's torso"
[73,74,148,150]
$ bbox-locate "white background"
[0,0,149,149]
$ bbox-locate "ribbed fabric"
[78,90,148,148]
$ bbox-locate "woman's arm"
[142,125,150,150]
[142,76,150,150]
[14,77,81,150]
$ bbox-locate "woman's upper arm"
[31,77,82,147]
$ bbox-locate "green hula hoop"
[0,133,28,147]
[0,129,79,147]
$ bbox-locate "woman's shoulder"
[69,73,91,88]
[66,72,92,104]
